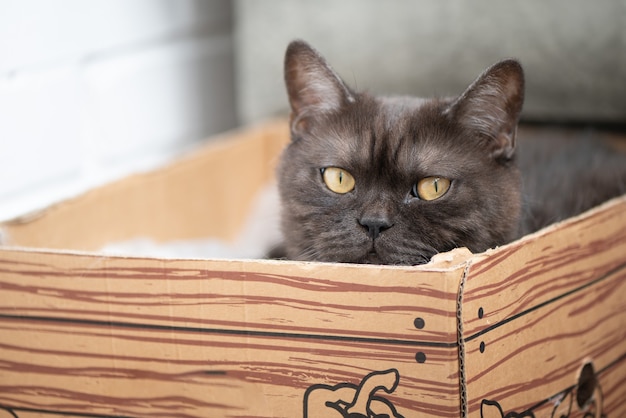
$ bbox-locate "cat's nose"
[359,216,393,240]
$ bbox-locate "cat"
[276,40,626,265]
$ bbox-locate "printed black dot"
[415,352,427,363]
[479,341,486,353]
[414,317,425,329]
[478,307,484,319]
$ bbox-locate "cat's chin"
[361,251,382,265]
[355,248,430,266]
[299,246,430,265]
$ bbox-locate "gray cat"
[276,40,626,265]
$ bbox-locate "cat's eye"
[322,167,355,194]
[413,177,451,201]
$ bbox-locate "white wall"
[0,0,236,221]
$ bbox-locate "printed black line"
[2,264,623,351]
[1,405,131,418]
[0,313,457,348]
[465,261,626,343]
[597,349,626,376]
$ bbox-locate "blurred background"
[1,0,625,221]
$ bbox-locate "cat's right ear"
[284,40,355,135]
[445,59,525,160]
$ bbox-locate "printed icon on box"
[303,368,404,418]
[480,362,605,418]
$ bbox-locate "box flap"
[458,195,626,417]
[0,120,290,251]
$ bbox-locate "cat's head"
[277,40,524,265]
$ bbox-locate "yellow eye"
[322,167,355,194]
[414,177,451,201]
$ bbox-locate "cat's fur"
[277,40,626,265]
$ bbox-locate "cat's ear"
[446,60,524,160]
[284,40,355,134]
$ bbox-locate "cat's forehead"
[378,97,459,151]
[377,95,430,129]
[375,95,455,137]
[343,96,471,176]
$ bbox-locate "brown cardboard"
[0,120,625,418]
[0,120,289,250]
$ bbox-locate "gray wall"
[235,0,626,124]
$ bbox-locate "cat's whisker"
[296,244,326,262]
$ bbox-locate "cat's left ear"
[446,59,524,160]
[284,40,355,135]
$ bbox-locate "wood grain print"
[0,113,624,418]
[0,249,466,417]
[1,198,625,417]
[461,196,626,418]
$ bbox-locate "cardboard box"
[1,120,625,418]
